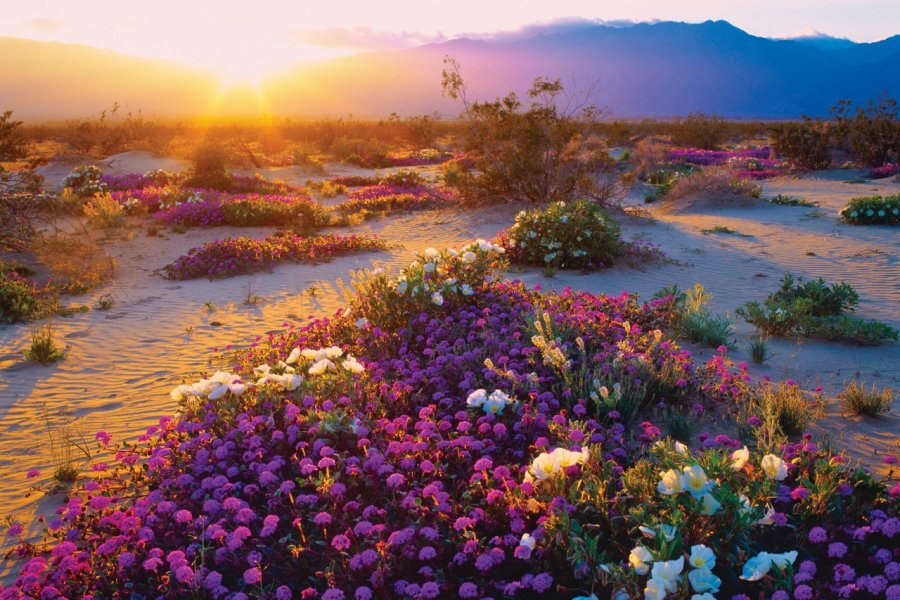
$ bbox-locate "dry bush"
[32,232,115,294]
[83,192,125,229]
[632,139,670,178]
[664,167,760,206]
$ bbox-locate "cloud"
[467,17,650,42]
[294,27,447,51]
[23,17,65,33]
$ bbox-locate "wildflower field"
[3,243,898,600]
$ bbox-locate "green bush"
[500,200,622,270]
[737,273,898,345]
[670,112,729,150]
[832,95,900,167]
[754,381,825,437]
[769,118,832,170]
[185,143,232,189]
[220,197,331,228]
[0,266,49,323]
[839,194,900,225]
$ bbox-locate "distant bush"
[832,95,900,167]
[840,380,895,417]
[499,200,622,270]
[442,57,618,205]
[839,194,900,225]
[769,118,832,170]
[737,273,898,345]
[670,112,729,150]
[631,139,670,178]
[665,167,760,203]
[185,143,232,189]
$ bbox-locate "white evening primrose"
[657,469,683,495]
[628,545,653,575]
[731,446,750,470]
[761,454,788,480]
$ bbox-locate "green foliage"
[670,112,729,150]
[380,169,426,188]
[0,265,50,323]
[663,407,697,443]
[25,323,66,364]
[768,194,817,207]
[0,110,27,160]
[840,380,895,417]
[502,200,622,270]
[701,225,751,237]
[442,56,616,204]
[737,273,898,345]
[832,95,900,167]
[769,118,832,170]
[839,194,900,225]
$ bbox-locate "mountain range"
[2,20,898,120]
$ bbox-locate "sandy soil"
[1,157,897,570]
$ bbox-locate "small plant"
[244,281,262,305]
[748,337,771,364]
[672,283,735,348]
[95,294,114,310]
[663,407,697,443]
[542,266,555,278]
[146,224,160,236]
[306,285,319,298]
[840,380,895,417]
[184,326,194,337]
[204,301,217,312]
[664,167,761,204]
[839,194,899,225]
[700,225,752,237]
[185,143,232,189]
[25,323,66,364]
[769,194,817,207]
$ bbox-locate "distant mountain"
[2,21,899,120]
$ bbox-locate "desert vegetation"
[1,77,898,600]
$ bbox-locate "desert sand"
[1,156,897,575]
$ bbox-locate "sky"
[1,0,897,84]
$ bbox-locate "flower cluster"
[497,200,622,270]
[384,148,456,167]
[869,163,900,179]
[840,194,900,226]
[153,193,330,228]
[336,184,449,217]
[102,169,180,191]
[63,165,108,197]
[668,147,771,167]
[161,232,388,280]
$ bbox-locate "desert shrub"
[754,381,825,437]
[665,167,760,203]
[632,139,670,177]
[840,381,895,417]
[83,192,125,229]
[669,283,735,348]
[670,112,729,149]
[185,143,232,189]
[63,165,108,198]
[317,181,345,198]
[832,95,900,167]
[737,273,898,345]
[25,322,66,364]
[442,57,617,204]
[32,233,114,295]
[380,169,426,188]
[839,194,900,225]
[498,200,622,270]
[769,118,832,170]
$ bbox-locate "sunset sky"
[1,0,897,85]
